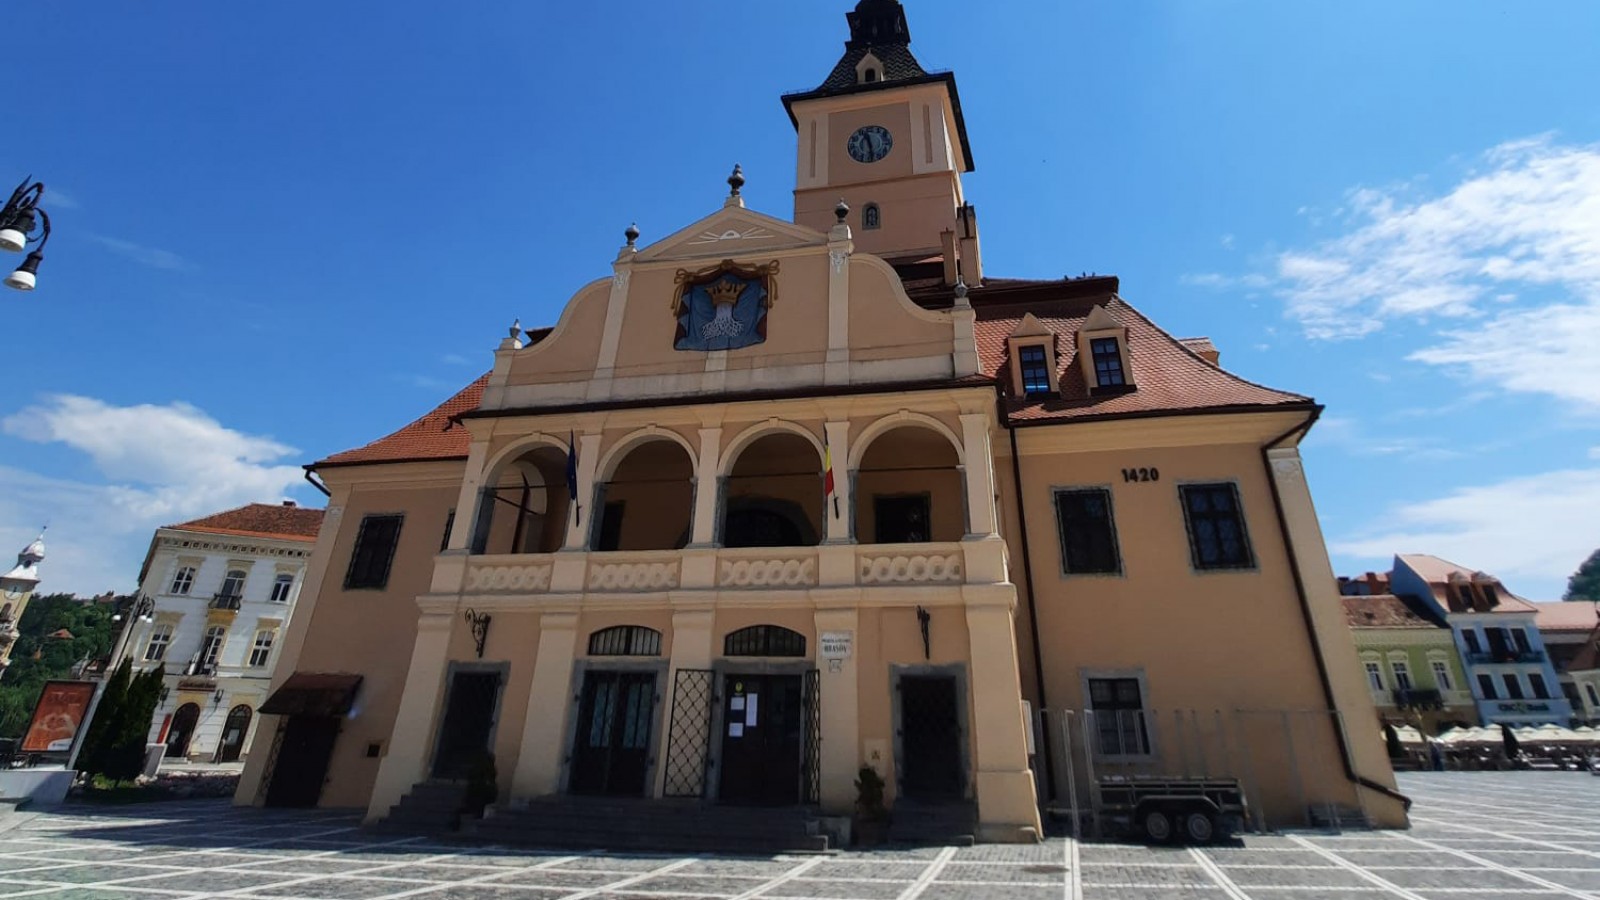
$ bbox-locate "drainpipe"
[304,467,331,497]
[1262,407,1413,812]
[1005,407,1055,799]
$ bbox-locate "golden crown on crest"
[705,278,745,307]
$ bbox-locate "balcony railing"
[451,540,999,598]
[1466,650,1545,664]
[209,593,243,611]
[1392,688,1444,710]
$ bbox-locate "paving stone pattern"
[2,773,1600,899]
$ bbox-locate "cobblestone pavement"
[2,773,1599,899]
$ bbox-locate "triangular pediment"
[1083,305,1121,332]
[1009,313,1053,339]
[634,205,828,263]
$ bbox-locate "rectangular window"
[1587,684,1599,707]
[268,574,294,603]
[1391,661,1413,691]
[1511,628,1532,654]
[1502,673,1524,700]
[1054,489,1121,575]
[1528,672,1549,700]
[1179,483,1255,570]
[219,569,247,599]
[1088,677,1149,755]
[1482,583,1500,605]
[170,566,196,595]
[144,624,173,662]
[202,625,227,670]
[1477,673,1497,700]
[249,630,276,668]
[873,494,932,544]
[345,514,404,590]
[1018,344,1051,396]
[1090,337,1126,388]
[440,509,456,552]
[1431,660,1454,692]
[1364,662,1385,692]
[1462,630,1482,653]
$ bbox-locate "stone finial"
[728,164,745,197]
[509,318,522,341]
[624,223,640,248]
[835,198,850,223]
[953,277,970,308]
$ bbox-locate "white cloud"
[0,396,308,595]
[88,234,191,271]
[1304,415,1464,462]
[1330,466,1600,596]
[1180,272,1269,290]
[1267,135,1600,407]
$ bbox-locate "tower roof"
[2,531,44,586]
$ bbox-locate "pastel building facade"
[1342,593,1476,734]
[116,503,323,763]
[236,0,1405,838]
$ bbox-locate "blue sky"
[4,1,1599,599]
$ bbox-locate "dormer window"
[863,203,881,230]
[855,51,885,86]
[1078,305,1136,395]
[1091,338,1125,388]
[1019,345,1051,395]
[864,68,879,82]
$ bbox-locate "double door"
[263,716,339,808]
[569,670,656,796]
[718,673,804,806]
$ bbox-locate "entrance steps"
[888,799,977,846]
[372,781,468,835]
[473,796,829,854]
[1307,804,1372,830]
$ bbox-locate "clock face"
[847,125,894,164]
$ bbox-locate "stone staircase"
[472,796,829,854]
[372,781,469,835]
[887,798,977,846]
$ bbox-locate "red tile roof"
[318,374,488,468]
[316,275,1313,467]
[966,285,1310,423]
[167,503,325,542]
[1342,594,1449,629]
[1396,553,1539,614]
[1535,601,1600,632]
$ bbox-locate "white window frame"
[144,624,174,662]
[268,573,294,603]
[248,629,276,668]
[1585,683,1599,708]
[1390,659,1413,692]
[1364,660,1386,693]
[170,566,197,595]
[1430,658,1454,692]
[202,625,227,668]
[219,569,248,598]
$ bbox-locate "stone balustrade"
[455,539,995,601]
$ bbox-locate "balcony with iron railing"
[209,592,243,611]
[1391,688,1444,710]
[1466,650,1545,665]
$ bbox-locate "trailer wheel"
[1182,809,1217,845]
[1141,807,1174,843]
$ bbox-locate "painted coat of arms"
[672,259,779,352]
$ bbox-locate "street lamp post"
[107,594,156,674]
[1,177,52,291]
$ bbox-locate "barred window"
[588,626,662,657]
[1054,488,1121,575]
[724,625,806,658]
[1088,677,1149,756]
[345,514,404,590]
[1179,483,1255,570]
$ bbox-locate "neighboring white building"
[117,502,324,764]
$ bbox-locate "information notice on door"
[820,630,853,659]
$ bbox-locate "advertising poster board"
[20,680,97,753]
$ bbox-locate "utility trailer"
[1095,775,1247,844]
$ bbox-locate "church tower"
[783,0,982,281]
[0,532,45,680]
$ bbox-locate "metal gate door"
[663,668,715,798]
[898,675,965,799]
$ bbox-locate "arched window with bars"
[723,625,807,658]
[588,625,663,657]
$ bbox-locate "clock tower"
[783,0,982,281]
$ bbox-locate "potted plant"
[460,753,499,824]
[854,765,889,846]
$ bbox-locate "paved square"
[3,772,1600,899]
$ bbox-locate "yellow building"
[238,0,1404,841]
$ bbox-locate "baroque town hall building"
[240,0,1405,841]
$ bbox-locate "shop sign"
[1496,701,1551,714]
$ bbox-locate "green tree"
[104,665,164,783]
[1566,549,1600,601]
[75,658,131,777]
[0,594,119,740]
